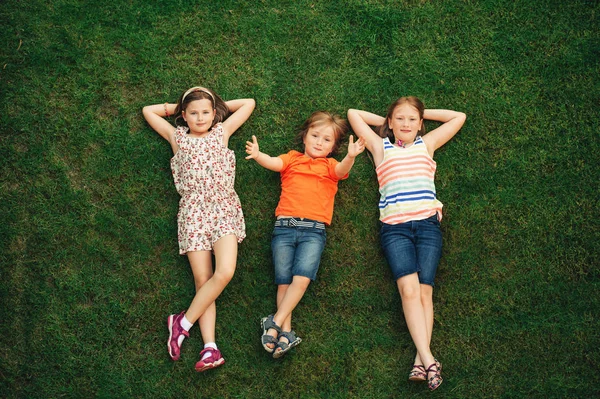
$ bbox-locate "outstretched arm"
[222,99,256,142]
[245,135,284,172]
[335,135,365,178]
[422,109,466,155]
[347,109,385,166]
[142,102,178,152]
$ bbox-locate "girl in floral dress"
[143,87,255,371]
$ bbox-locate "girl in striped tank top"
[348,97,465,391]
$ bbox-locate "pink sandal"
[426,362,443,391]
[408,364,427,381]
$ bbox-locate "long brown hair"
[377,96,425,142]
[173,87,230,129]
[296,111,349,156]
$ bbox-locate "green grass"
[1,0,599,397]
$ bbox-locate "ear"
[182,110,187,121]
[388,118,393,130]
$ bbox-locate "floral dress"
[170,123,245,254]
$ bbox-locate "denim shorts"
[271,219,327,285]
[380,214,442,286]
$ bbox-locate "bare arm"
[422,109,467,155]
[142,103,178,153]
[335,135,365,178]
[222,99,256,143]
[347,108,385,166]
[245,135,284,172]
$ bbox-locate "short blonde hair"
[296,111,349,156]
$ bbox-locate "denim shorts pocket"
[425,214,440,226]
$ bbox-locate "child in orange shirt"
[245,111,365,358]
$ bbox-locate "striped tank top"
[376,137,443,224]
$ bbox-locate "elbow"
[456,112,467,126]
[242,98,256,113]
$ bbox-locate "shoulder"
[280,150,303,160]
[326,156,340,166]
[382,137,394,148]
[278,150,302,170]
[174,126,188,141]
[211,122,224,134]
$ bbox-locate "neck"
[395,138,415,148]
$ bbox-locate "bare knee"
[194,272,213,291]
[420,292,433,308]
[420,285,433,306]
[291,276,311,291]
[212,266,235,286]
[398,283,420,302]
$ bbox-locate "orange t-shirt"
[275,151,348,225]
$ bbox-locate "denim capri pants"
[380,214,442,286]
[271,217,327,285]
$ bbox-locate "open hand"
[245,135,260,160]
[348,135,365,158]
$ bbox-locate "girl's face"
[182,99,216,135]
[388,103,423,145]
[303,124,336,159]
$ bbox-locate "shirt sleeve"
[278,151,298,173]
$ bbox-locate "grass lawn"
[1,0,599,397]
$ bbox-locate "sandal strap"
[263,315,282,333]
[412,364,425,371]
[262,334,278,345]
[426,363,440,373]
[278,330,298,342]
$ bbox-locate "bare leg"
[188,250,217,344]
[264,284,291,350]
[185,235,238,323]
[265,276,310,346]
[273,276,310,327]
[277,285,293,332]
[413,284,434,366]
[397,274,435,369]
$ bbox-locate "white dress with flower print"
[170,123,245,254]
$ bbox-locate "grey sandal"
[261,315,281,353]
[272,330,302,359]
